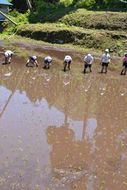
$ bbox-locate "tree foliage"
[72,0,127,9]
[11,0,127,13]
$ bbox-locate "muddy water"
[0,44,127,190]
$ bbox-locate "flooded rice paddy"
[0,41,127,190]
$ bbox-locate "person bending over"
[84,53,94,73]
[64,55,72,72]
[26,56,38,67]
[121,53,127,75]
[4,50,14,64]
[43,56,52,69]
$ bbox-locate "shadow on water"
[0,44,127,189]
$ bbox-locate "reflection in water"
[85,118,97,153]
[0,46,127,189]
[46,124,91,189]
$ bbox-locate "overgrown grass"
[60,9,127,31]
[1,7,127,57]
[28,7,127,31]
[17,23,127,55]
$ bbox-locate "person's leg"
[32,59,38,67]
[47,61,50,69]
[121,67,125,75]
[68,61,71,70]
[43,60,47,69]
[105,63,109,73]
[101,63,104,73]
[89,64,92,72]
[105,66,107,73]
[124,63,127,75]
[125,68,127,75]
[84,63,87,73]
[121,63,125,75]
[5,56,8,64]
[64,62,67,72]
[8,56,11,64]
[121,68,124,75]
[29,58,34,66]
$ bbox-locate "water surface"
[0,44,127,190]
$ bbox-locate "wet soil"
[0,42,127,190]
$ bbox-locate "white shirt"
[84,54,94,64]
[102,53,110,63]
[44,56,52,62]
[64,55,72,63]
[4,50,13,57]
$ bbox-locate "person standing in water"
[43,56,52,69]
[121,53,127,75]
[63,55,72,72]
[101,49,110,73]
[26,55,38,67]
[83,53,94,73]
[4,50,14,64]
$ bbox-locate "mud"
[0,42,127,190]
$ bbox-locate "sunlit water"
[0,45,127,190]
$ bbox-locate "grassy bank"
[2,9,127,56]
[17,23,127,55]
[35,9,127,32]
[60,9,127,31]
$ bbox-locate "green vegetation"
[1,0,127,56]
[2,10,29,35]
[60,10,127,31]
[28,0,127,23]
[17,23,126,54]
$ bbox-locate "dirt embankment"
[16,10,127,54]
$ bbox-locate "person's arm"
[108,54,111,63]
[90,57,94,64]
[35,60,38,66]
[123,57,125,62]
[26,59,30,66]
[26,59,30,63]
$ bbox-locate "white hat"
[105,49,109,53]
[87,53,92,57]
[32,56,37,60]
[124,52,127,56]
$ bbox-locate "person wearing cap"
[43,56,52,69]
[26,55,38,67]
[83,53,94,73]
[121,53,127,75]
[4,50,14,64]
[63,55,72,72]
[101,49,110,73]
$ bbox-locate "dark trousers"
[84,63,92,73]
[64,61,71,72]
